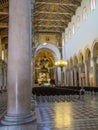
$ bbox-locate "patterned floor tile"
[36,94,98,130]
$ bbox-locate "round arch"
[91,39,98,57]
[78,52,84,64]
[84,48,91,61]
[73,55,78,66]
[33,43,61,85]
[35,43,61,61]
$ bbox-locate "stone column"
[92,57,97,86]
[55,67,58,85]
[1,43,5,90]
[71,69,73,86]
[63,67,66,85]
[53,67,56,81]
[85,60,89,86]
[0,37,2,90]
[78,64,82,86]
[32,59,34,86]
[66,69,68,85]
[0,37,2,60]
[61,67,64,83]
[57,67,61,85]
[1,0,36,125]
[70,69,73,86]
[74,66,77,86]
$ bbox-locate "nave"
[0,91,98,130]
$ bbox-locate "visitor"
[79,87,85,99]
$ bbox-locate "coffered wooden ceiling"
[0,0,82,43]
[0,0,8,44]
[33,0,82,34]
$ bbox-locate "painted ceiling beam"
[0,11,8,15]
[34,25,66,28]
[35,2,80,6]
[0,1,8,9]
[0,23,8,28]
[2,37,8,44]
[34,29,64,33]
[0,28,8,34]
[33,19,68,23]
[34,11,73,16]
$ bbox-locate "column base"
[1,111,36,126]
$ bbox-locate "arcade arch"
[85,48,91,86]
[33,43,61,86]
[91,42,98,86]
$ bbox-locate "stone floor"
[36,94,98,130]
[0,92,7,119]
[0,92,98,130]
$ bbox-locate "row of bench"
[32,87,85,102]
[59,86,98,95]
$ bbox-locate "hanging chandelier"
[55,58,67,67]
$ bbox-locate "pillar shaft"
[2,0,36,125]
[79,65,82,86]
[85,61,89,86]
[70,69,73,86]
[74,67,77,86]
[93,57,97,86]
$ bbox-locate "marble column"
[70,68,73,86]
[70,69,73,86]
[1,43,5,90]
[57,67,61,85]
[85,60,89,86]
[61,67,64,83]
[32,58,35,87]
[66,69,67,85]
[67,69,70,86]
[55,67,58,85]
[53,67,56,83]
[0,38,2,90]
[63,67,66,85]
[78,64,82,86]
[92,57,97,86]
[1,0,36,125]
[74,66,77,86]
[66,69,69,86]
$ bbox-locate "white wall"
[64,0,98,60]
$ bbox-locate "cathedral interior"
[0,0,98,130]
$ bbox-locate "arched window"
[82,7,87,20]
[77,15,80,27]
[72,23,75,34]
[90,0,96,11]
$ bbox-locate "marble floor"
[0,92,98,130]
[36,94,98,130]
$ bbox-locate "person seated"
[80,87,85,95]
[79,87,85,98]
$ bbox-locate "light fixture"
[42,42,48,46]
[55,58,67,67]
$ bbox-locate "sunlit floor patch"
[36,95,98,130]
